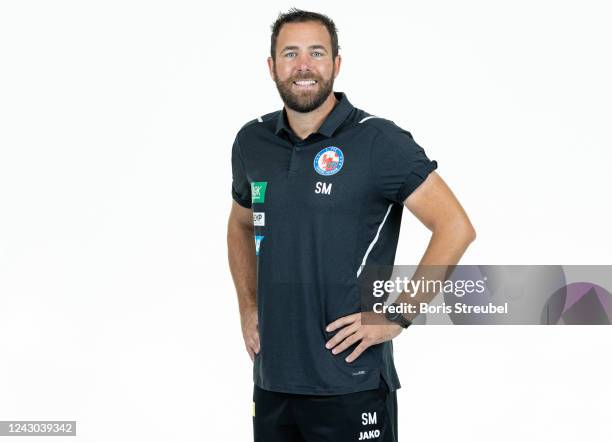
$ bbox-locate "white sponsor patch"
[253,212,265,226]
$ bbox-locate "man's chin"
[286,100,323,113]
[275,79,334,113]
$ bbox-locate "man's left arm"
[403,171,476,266]
[325,171,476,362]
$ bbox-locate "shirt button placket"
[288,143,303,176]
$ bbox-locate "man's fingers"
[346,341,370,363]
[244,329,261,359]
[326,313,360,332]
[331,331,363,355]
[253,332,261,353]
[247,334,260,354]
[325,323,360,350]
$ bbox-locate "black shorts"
[253,377,398,442]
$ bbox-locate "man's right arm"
[227,200,259,361]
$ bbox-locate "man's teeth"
[294,80,317,85]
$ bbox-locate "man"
[227,8,476,442]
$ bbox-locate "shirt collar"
[274,91,354,139]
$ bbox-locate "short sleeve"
[371,124,438,204]
[231,135,252,208]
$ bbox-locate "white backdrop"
[0,1,611,441]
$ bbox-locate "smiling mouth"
[292,79,318,87]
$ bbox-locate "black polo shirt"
[231,92,438,395]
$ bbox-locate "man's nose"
[296,52,312,71]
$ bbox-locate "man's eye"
[284,52,296,58]
[312,51,323,57]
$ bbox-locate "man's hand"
[325,313,403,363]
[240,306,260,361]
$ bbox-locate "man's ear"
[334,54,342,78]
[267,57,275,81]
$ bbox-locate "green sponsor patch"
[251,181,267,204]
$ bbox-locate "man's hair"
[270,8,339,61]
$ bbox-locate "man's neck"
[285,92,338,141]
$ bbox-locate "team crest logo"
[314,146,344,176]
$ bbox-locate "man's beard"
[273,66,335,113]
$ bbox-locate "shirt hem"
[254,370,402,396]
[254,379,382,396]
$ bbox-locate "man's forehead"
[277,21,332,49]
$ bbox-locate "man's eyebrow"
[280,45,329,53]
